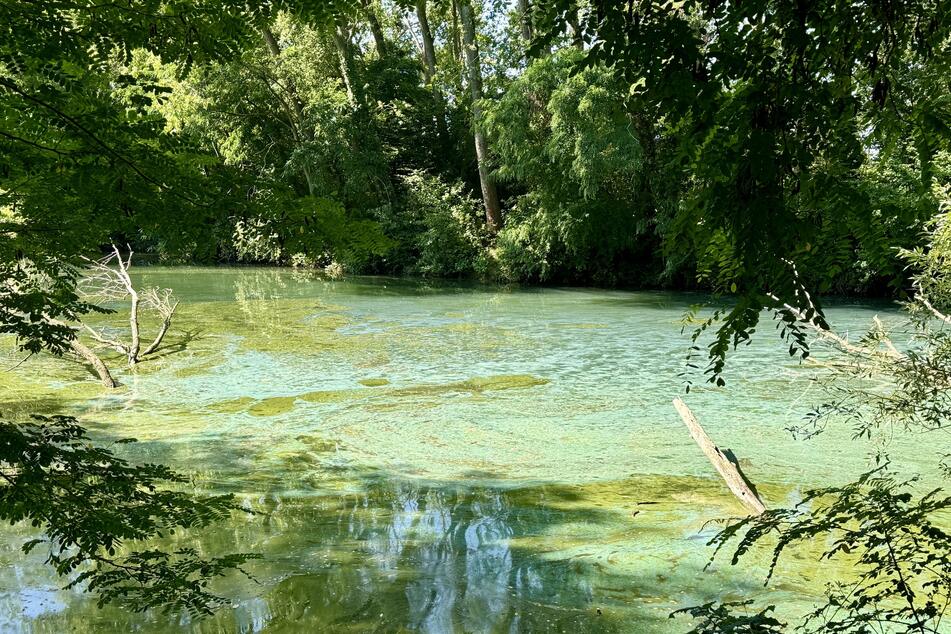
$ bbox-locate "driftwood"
[673,398,766,515]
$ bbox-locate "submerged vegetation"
[1,0,951,631]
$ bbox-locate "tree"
[261,25,318,195]
[0,0,269,353]
[483,49,666,285]
[360,0,389,58]
[0,0,284,613]
[415,0,438,82]
[0,415,258,616]
[517,0,534,44]
[680,187,951,633]
[457,0,503,232]
[173,13,398,268]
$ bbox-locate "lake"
[0,268,937,632]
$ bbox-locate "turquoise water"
[0,268,938,632]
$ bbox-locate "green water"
[0,268,940,633]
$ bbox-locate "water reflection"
[219,476,633,633]
[6,465,757,632]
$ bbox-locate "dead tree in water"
[68,337,119,388]
[673,398,766,515]
[78,245,179,368]
[32,313,120,388]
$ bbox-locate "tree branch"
[919,295,951,325]
[0,78,210,208]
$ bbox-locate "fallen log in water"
[672,398,766,516]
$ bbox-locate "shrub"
[398,171,487,277]
[229,197,392,270]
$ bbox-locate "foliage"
[705,470,951,633]
[532,0,951,380]
[282,197,393,268]
[5,0,951,621]
[791,184,951,442]
[802,325,951,441]
[906,180,951,316]
[231,196,392,268]
[381,171,486,277]
[491,202,555,282]
[233,217,285,263]
[0,0,272,351]
[483,49,665,285]
[681,193,951,632]
[0,0,284,615]
[0,258,102,354]
[0,415,258,616]
[185,13,389,206]
[843,152,951,295]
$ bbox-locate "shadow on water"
[5,426,791,634]
[148,327,206,359]
[0,398,77,419]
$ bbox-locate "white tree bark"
[333,23,360,108]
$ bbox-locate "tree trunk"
[107,246,141,366]
[360,0,388,58]
[450,0,462,63]
[416,0,437,82]
[333,23,360,108]
[262,26,281,58]
[127,289,140,365]
[673,398,766,515]
[262,27,316,195]
[458,0,502,232]
[41,310,118,388]
[415,0,451,147]
[70,339,118,388]
[517,0,533,43]
[567,10,583,49]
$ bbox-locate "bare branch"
[140,290,179,357]
[80,323,128,355]
[767,290,903,361]
[919,295,951,326]
[76,245,178,365]
[873,316,902,357]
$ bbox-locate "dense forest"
[6,0,948,294]
[2,0,951,632]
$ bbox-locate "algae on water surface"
[0,268,936,633]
